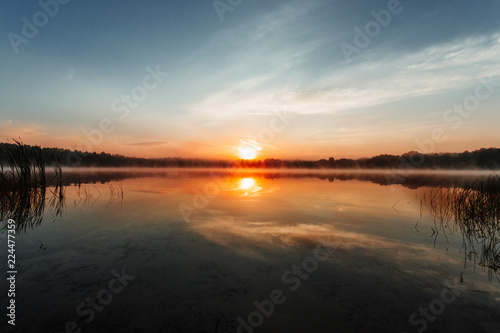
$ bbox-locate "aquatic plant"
[0,139,45,189]
[429,176,500,280]
[0,140,48,232]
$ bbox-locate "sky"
[1,0,499,160]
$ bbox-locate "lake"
[1,168,500,333]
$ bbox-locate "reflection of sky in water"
[2,170,500,333]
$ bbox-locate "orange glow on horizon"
[10,132,497,162]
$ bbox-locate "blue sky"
[1,0,499,159]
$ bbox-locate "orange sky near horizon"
[2,123,499,162]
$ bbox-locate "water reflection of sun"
[239,178,256,190]
[238,177,262,196]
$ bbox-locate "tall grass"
[0,139,45,189]
[429,176,500,280]
[1,141,125,233]
[0,140,48,232]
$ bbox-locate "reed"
[0,185,46,233]
[0,139,45,189]
[1,140,128,232]
[1,140,49,232]
[429,176,500,280]
[107,182,124,207]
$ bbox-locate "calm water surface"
[1,169,499,333]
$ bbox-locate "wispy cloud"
[187,32,500,123]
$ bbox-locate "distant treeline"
[238,148,500,170]
[0,144,232,168]
[1,143,500,169]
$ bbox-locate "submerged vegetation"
[428,176,500,280]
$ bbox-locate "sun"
[238,147,257,160]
